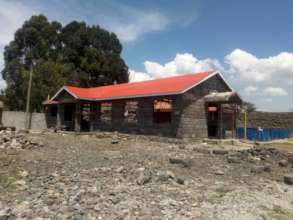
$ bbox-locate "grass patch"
[215,186,233,198]
[0,153,21,192]
[0,174,17,191]
[267,205,293,220]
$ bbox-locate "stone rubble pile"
[234,147,285,160]
[0,129,44,150]
[225,146,287,164]
[194,145,293,185]
[228,147,293,185]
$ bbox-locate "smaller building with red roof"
[43,70,242,138]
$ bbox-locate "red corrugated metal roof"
[51,70,217,102]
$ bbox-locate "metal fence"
[236,127,291,141]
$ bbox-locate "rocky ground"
[0,130,293,220]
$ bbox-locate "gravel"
[0,131,293,219]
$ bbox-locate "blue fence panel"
[236,127,291,141]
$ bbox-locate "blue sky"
[0,0,293,111]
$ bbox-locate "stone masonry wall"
[92,74,232,138]
[238,112,293,131]
[91,95,182,137]
[177,74,232,138]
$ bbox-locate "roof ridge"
[47,70,219,103]
[64,70,215,89]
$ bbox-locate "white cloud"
[129,53,222,82]
[129,53,222,81]
[225,49,293,84]
[43,1,194,43]
[0,1,35,88]
[262,87,288,97]
[130,50,293,111]
[129,69,153,82]
[105,10,169,43]
[0,1,35,46]
[244,86,258,95]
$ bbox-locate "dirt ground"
[1,131,293,220]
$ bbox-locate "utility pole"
[25,62,33,129]
[244,110,247,140]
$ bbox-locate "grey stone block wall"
[177,74,232,138]
[2,111,46,130]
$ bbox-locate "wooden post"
[56,104,61,128]
[25,63,33,129]
[75,102,81,132]
[231,104,235,139]
[219,103,223,139]
[244,110,247,140]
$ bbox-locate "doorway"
[63,104,76,131]
[207,104,219,138]
[80,103,91,131]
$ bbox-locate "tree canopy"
[1,15,128,112]
[242,101,256,113]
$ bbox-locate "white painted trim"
[51,86,78,101]
[63,87,78,99]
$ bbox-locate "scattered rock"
[19,170,29,178]
[115,166,124,173]
[279,160,288,167]
[0,129,44,150]
[212,149,229,155]
[193,148,211,154]
[215,170,224,175]
[284,174,293,185]
[251,166,265,174]
[178,145,186,149]
[137,170,152,185]
[251,164,272,173]
[263,164,272,172]
[157,170,175,182]
[176,177,185,185]
[288,155,293,163]
[169,157,192,168]
[0,207,10,220]
[111,139,119,144]
[227,156,241,164]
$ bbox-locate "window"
[153,99,172,123]
[124,101,138,123]
[64,105,73,121]
[50,105,57,117]
[101,102,112,122]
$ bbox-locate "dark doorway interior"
[207,104,219,138]
[63,104,76,131]
[81,103,91,131]
[64,105,73,122]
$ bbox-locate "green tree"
[243,101,256,113]
[1,15,128,112]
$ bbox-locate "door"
[63,104,76,131]
[80,103,91,131]
[207,104,219,138]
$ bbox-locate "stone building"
[43,70,242,138]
